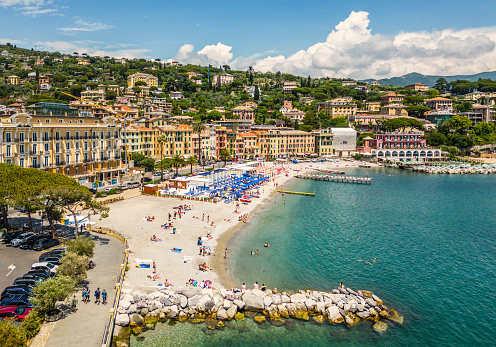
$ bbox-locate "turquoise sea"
[131,168,496,346]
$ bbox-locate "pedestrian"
[153,262,156,274]
[95,288,101,304]
[71,295,78,312]
[168,213,171,221]
[202,213,205,221]
[197,237,202,246]
[102,289,107,305]
[207,215,210,223]
[224,248,228,259]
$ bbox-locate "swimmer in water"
[359,258,364,261]
[373,258,377,262]
[366,260,372,265]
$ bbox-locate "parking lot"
[0,243,44,293]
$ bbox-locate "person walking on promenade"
[102,289,108,305]
[95,288,101,304]
[71,295,78,312]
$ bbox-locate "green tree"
[58,251,89,283]
[30,276,75,313]
[192,121,206,162]
[155,159,171,181]
[433,78,448,92]
[66,235,95,258]
[454,101,473,113]
[170,153,185,177]
[219,147,231,165]
[426,132,447,146]
[186,155,198,174]
[254,85,260,101]
[141,158,156,172]
[20,311,41,340]
[448,115,472,134]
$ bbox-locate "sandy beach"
[96,159,375,292]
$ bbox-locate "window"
[19,144,25,154]
[66,168,70,175]
[84,142,88,150]
[55,132,60,140]
[46,119,50,123]
[32,144,37,154]
[44,143,49,152]
[6,145,11,156]
[66,142,70,150]
[75,132,79,140]
[75,142,80,150]
[5,133,11,142]
[66,132,70,140]
[55,143,60,153]
[19,158,24,167]
[66,154,70,164]
[32,133,37,141]
[19,132,25,141]
[44,132,49,141]
[44,156,49,167]
[75,153,79,163]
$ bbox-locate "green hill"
[363,71,496,88]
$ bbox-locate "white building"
[330,128,357,157]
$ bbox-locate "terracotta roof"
[239,132,256,137]
[134,126,152,131]
[178,124,190,130]
[425,97,452,101]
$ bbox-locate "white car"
[10,232,35,247]
[31,261,59,275]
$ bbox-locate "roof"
[425,97,452,101]
[330,127,356,134]
[362,136,374,140]
[238,132,256,137]
[177,124,190,130]
[134,126,152,131]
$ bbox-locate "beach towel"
[182,256,192,263]
[171,248,182,253]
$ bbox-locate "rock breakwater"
[112,286,403,346]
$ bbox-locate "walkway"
[41,231,125,347]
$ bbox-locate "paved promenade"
[40,231,124,347]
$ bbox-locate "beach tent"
[135,258,153,268]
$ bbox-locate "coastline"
[96,160,376,292]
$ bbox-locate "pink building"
[425,97,453,111]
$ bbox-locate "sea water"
[131,168,496,346]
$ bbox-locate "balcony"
[29,164,40,169]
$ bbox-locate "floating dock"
[274,189,316,196]
[296,174,372,184]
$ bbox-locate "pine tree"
[254,85,260,101]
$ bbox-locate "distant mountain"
[362,71,496,88]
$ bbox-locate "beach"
[96,160,372,292]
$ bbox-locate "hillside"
[363,71,496,88]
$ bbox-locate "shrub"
[30,276,75,313]
[66,235,95,258]
[58,251,89,283]
[0,320,27,347]
[20,311,41,340]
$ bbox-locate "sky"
[2,0,496,79]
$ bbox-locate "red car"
[0,306,32,321]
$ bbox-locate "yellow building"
[7,75,20,85]
[153,124,194,158]
[0,112,123,183]
[317,97,357,118]
[127,73,159,88]
[125,126,155,157]
[312,128,334,156]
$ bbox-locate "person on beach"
[199,262,210,271]
[95,288,101,304]
[153,262,156,274]
[225,248,228,259]
[207,215,210,223]
[339,282,344,288]
[151,235,157,241]
[261,284,267,291]
[232,286,240,293]
[102,290,107,305]
[253,282,259,289]
[272,288,278,294]
[164,279,173,287]
[197,237,202,246]
[202,213,204,221]
[241,283,247,291]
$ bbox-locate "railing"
[89,226,128,347]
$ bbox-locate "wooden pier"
[274,189,315,196]
[296,174,372,184]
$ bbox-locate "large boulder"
[345,312,360,327]
[263,296,273,308]
[223,299,232,310]
[278,304,289,318]
[254,315,266,324]
[242,292,264,311]
[281,295,291,303]
[217,308,228,321]
[179,295,188,308]
[178,311,188,322]
[227,304,237,320]
[233,300,245,310]
[204,300,215,312]
[129,313,144,327]
[115,314,130,326]
[119,300,132,310]
[305,299,317,312]
[326,306,344,324]
[234,312,244,321]
[360,290,372,298]
[272,294,282,305]
[373,321,388,333]
[188,295,203,308]
[176,287,202,298]
[388,310,404,324]
[356,310,370,319]
[315,301,326,314]
[372,294,383,305]
[127,304,137,314]
[167,305,178,319]
[290,293,306,303]
[365,298,377,307]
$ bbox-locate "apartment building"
[231,106,255,123]
[312,128,334,156]
[212,74,234,87]
[317,97,357,118]
[0,112,123,183]
[153,124,194,158]
[127,72,159,88]
[81,89,106,102]
[7,75,20,85]
[282,81,297,94]
[425,97,453,111]
[124,126,155,157]
[405,83,429,92]
[381,93,404,106]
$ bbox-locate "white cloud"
[0,0,60,16]
[0,37,25,45]
[58,19,114,33]
[173,42,233,66]
[245,11,496,78]
[35,40,151,59]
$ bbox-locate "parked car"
[32,238,60,251]
[25,269,50,280]
[0,295,32,307]
[31,262,58,275]
[10,232,36,247]
[1,286,32,300]
[38,249,65,262]
[0,306,33,321]
[19,234,50,250]
[13,278,40,287]
[142,177,152,183]
[2,230,23,244]
[42,256,61,266]
[21,274,46,282]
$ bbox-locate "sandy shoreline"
[96,160,376,292]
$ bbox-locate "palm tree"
[156,134,168,181]
[170,153,185,178]
[192,121,206,166]
[219,147,231,166]
[94,180,100,198]
[155,159,171,181]
[186,155,198,174]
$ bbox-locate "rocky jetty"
[413,165,496,175]
[112,286,402,346]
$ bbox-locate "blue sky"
[2,0,496,78]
